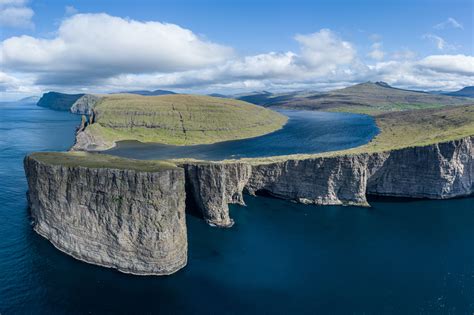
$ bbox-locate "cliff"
[182,136,473,226]
[23,136,473,275]
[37,92,85,111]
[24,153,187,275]
[70,94,101,115]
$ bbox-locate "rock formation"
[182,136,473,226]
[183,162,252,227]
[70,94,101,115]
[23,136,473,275]
[24,155,187,275]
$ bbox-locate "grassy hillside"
[349,104,474,152]
[236,82,472,115]
[30,152,177,171]
[87,94,287,146]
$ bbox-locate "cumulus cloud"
[1,13,234,84]
[0,0,33,28]
[417,54,474,76]
[1,12,473,96]
[434,17,463,30]
[295,29,355,72]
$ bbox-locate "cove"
[105,110,379,160]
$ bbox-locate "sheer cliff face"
[183,136,473,227]
[24,156,187,275]
[367,137,474,198]
[184,163,252,227]
[246,155,371,206]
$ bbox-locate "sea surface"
[1,102,474,314]
[107,109,378,160]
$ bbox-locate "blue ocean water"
[1,102,473,314]
[106,110,378,160]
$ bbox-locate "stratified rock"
[183,162,252,227]
[367,137,474,198]
[70,94,101,115]
[182,136,474,225]
[247,154,371,206]
[24,154,187,275]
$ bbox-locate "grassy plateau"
[30,152,178,171]
[87,94,287,146]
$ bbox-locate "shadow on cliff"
[184,179,204,220]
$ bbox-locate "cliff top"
[85,94,287,147]
[28,152,178,172]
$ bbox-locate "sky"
[0,0,473,100]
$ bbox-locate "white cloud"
[295,29,355,72]
[1,13,234,83]
[0,0,33,28]
[368,42,384,60]
[423,34,455,51]
[418,54,474,76]
[1,13,473,96]
[434,17,463,30]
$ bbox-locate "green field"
[30,152,177,171]
[87,94,287,147]
[349,104,474,153]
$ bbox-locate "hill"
[37,92,85,111]
[444,86,474,98]
[79,94,287,148]
[235,82,472,115]
[121,89,176,96]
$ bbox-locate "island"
[24,84,474,275]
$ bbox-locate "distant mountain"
[234,91,274,105]
[18,96,40,103]
[236,82,473,114]
[121,89,176,96]
[37,92,85,111]
[444,86,474,98]
[207,93,229,98]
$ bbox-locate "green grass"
[29,152,178,171]
[348,104,474,153]
[327,103,447,115]
[88,94,287,146]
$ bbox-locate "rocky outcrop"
[70,94,101,115]
[183,163,252,227]
[182,136,473,226]
[71,128,112,151]
[24,156,187,275]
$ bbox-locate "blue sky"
[1,0,473,99]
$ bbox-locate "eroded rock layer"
[24,156,187,275]
[182,136,473,226]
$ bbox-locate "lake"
[106,109,378,160]
[0,102,473,314]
